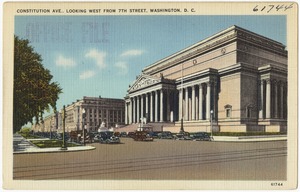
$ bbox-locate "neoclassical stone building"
[124,25,287,132]
[32,96,125,133]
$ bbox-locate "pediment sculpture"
[129,75,160,92]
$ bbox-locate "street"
[13,138,287,180]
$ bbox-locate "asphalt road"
[13,138,287,180]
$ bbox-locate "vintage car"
[119,132,127,137]
[70,130,92,143]
[127,132,135,138]
[132,131,154,141]
[190,132,212,141]
[174,131,192,140]
[148,131,161,138]
[98,131,120,144]
[158,131,174,139]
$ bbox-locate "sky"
[14,15,286,114]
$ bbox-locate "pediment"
[128,74,161,92]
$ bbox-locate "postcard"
[2,1,298,190]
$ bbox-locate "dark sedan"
[98,131,120,144]
[158,131,174,139]
[190,132,211,141]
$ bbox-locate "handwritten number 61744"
[253,3,294,13]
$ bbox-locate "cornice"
[143,25,286,75]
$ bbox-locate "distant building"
[32,96,125,133]
[124,25,287,133]
[31,113,59,133]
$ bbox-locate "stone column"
[185,87,189,121]
[160,90,164,122]
[266,79,271,119]
[145,93,148,121]
[150,92,153,122]
[274,80,278,118]
[125,102,128,124]
[259,80,264,119]
[280,82,284,119]
[192,85,196,120]
[213,81,217,120]
[137,96,140,123]
[128,100,132,124]
[206,82,211,120]
[199,84,203,120]
[155,90,158,122]
[133,97,136,123]
[166,91,171,121]
[179,89,183,121]
[141,95,144,120]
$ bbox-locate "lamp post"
[61,105,67,150]
[82,108,86,146]
[210,110,213,140]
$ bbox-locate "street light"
[61,105,68,150]
[210,110,213,140]
[82,108,86,146]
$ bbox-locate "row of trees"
[13,36,62,133]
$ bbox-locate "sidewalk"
[213,135,287,142]
[13,134,95,154]
[13,134,287,154]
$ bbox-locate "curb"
[13,145,96,154]
[212,135,287,142]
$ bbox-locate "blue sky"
[15,15,286,113]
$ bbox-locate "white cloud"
[79,70,96,80]
[85,49,107,69]
[120,49,143,57]
[55,55,76,68]
[115,61,128,75]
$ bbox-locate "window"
[226,109,231,118]
[246,104,254,118]
[224,104,232,118]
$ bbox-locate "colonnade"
[125,79,218,124]
[259,78,287,120]
[178,80,218,122]
[125,89,175,124]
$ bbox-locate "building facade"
[32,96,125,133]
[124,26,287,133]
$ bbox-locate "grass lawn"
[30,140,80,148]
[20,133,41,139]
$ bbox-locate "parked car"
[127,132,135,138]
[174,132,192,140]
[158,131,173,139]
[113,132,120,137]
[98,131,120,144]
[119,132,127,137]
[132,131,154,141]
[190,132,211,141]
[148,131,161,138]
[93,134,101,142]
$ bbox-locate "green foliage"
[31,140,79,148]
[19,127,31,133]
[13,36,62,133]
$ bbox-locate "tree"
[13,36,62,133]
